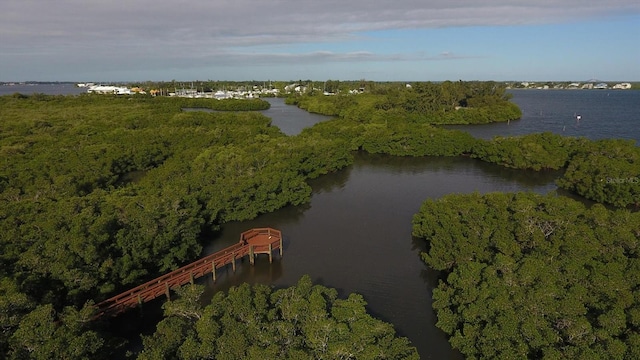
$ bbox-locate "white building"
[87,85,131,95]
[612,83,632,90]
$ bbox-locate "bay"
[0,83,87,96]
[448,89,640,144]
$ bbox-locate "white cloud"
[3,1,638,48]
[1,1,638,80]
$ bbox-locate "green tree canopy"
[8,303,105,360]
[557,138,640,207]
[138,276,419,360]
[288,81,521,125]
[413,192,640,359]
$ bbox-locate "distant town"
[1,80,637,98]
[75,83,282,99]
[77,80,636,97]
[509,81,633,90]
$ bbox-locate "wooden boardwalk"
[94,227,282,318]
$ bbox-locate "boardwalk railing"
[94,228,282,318]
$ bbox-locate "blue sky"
[1,1,639,82]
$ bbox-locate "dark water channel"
[196,153,561,359]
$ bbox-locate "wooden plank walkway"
[94,227,282,318]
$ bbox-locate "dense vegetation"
[0,94,350,358]
[5,301,104,360]
[412,192,640,359]
[470,132,583,171]
[0,95,319,300]
[176,97,271,111]
[469,134,638,207]
[138,276,418,359]
[1,88,637,358]
[287,81,522,125]
[557,139,640,208]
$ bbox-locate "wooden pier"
[94,227,282,318]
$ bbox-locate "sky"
[1,1,639,82]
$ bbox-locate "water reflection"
[261,97,333,136]
[195,153,559,359]
[446,90,640,144]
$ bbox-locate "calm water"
[448,89,640,144]
[261,97,332,135]
[0,83,87,96]
[198,155,560,359]
[184,97,331,136]
[6,84,637,358]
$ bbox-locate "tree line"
[297,115,639,208]
[287,81,522,125]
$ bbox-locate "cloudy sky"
[1,1,639,82]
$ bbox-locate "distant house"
[130,87,146,94]
[284,83,299,93]
[214,90,231,99]
[87,85,131,95]
[174,88,198,97]
[612,83,632,90]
